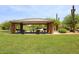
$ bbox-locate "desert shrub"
[58,28,67,33]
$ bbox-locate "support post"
[47,23,53,34]
[50,22,53,34]
[47,23,50,33]
[20,23,24,34]
[10,23,16,33]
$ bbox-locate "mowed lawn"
[0,31,79,54]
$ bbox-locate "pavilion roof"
[10,18,53,24]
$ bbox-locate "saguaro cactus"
[71,5,76,32]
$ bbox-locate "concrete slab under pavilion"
[10,18,54,34]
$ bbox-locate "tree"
[1,21,11,30]
[63,14,79,32]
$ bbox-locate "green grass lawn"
[0,30,79,54]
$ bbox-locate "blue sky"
[0,5,79,23]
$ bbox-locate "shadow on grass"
[0,30,48,35]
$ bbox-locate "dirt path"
[53,31,79,35]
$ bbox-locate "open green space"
[0,30,79,54]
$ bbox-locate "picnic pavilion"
[10,18,54,34]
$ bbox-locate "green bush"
[1,21,11,30]
[58,28,67,33]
